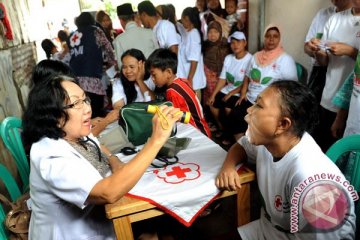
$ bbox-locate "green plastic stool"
[0,117,29,192]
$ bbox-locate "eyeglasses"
[63,96,91,109]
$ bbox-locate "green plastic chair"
[326,134,360,191]
[296,62,308,85]
[0,163,22,239]
[326,134,360,238]
[0,117,29,192]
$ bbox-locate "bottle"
[146,105,191,124]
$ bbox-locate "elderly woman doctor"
[22,75,182,239]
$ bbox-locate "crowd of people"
[25,0,360,239]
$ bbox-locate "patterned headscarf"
[203,21,230,75]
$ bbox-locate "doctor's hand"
[150,106,182,146]
[216,166,242,191]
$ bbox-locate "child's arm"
[208,79,226,105]
[188,61,198,88]
[235,76,250,106]
[169,45,179,55]
[223,86,241,102]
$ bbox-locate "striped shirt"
[166,78,211,137]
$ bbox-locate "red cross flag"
[116,124,241,226]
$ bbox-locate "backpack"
[0,193,30,240]
[118,101,176,146]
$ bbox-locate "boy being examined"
[146,48,211,137]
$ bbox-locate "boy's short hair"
[146,49,177,74]
[138,1,157,17]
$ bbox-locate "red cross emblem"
[71,34,79,43]
[274,195,283,211]
[166,166,191,178]
[70,31,82,47]
[155,162,201,184]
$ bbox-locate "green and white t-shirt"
[219,53,252,96]
[238,133,356,240]
[246,53,298,103]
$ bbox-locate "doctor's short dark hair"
[270,80,319,137]
[22,75,76,147]
[146,48,178,74]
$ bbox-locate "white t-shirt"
[320,9,360,112]
[111,78,155,105]
[153,19,179,49]
[177,28,206,90]
[219,53,252,95]
[305,6,336,66]
[238,133,356,240]
[246,53,298,103]
[29,136,116,240]
[52,52,71,65]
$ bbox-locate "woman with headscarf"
[228,24,298,140]
[202,21,230,104]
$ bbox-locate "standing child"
[147,48,211,138]
[202,21,230,107]
[225,0,238,28]
[207,31,252,144]
[177,7,206,100]
[57,30,71,65]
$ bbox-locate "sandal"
[214,131,223,138]
[208,122,218,132]
[221,138,233,146]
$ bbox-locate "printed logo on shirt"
[273,195,290,213]
[250,68,272,85]
[274,195,283,211]
[354,74,360,86]
[226,72,242,87]
[70,31,84,57]
[290,174,358,233]
[70,31,82,47]
[271,63,277,70]
[354,53,360,86]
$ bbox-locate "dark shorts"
[307,66,327,104]
[228,100,253,134]
[213,92,239,109]
[312,106,337,152]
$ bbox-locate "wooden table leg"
[236,183,251,226]
[112,216,134,240]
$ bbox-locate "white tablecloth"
[116,123,228,226]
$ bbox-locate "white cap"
[228,31,246,43]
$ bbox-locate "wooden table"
[105,167,255,240]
